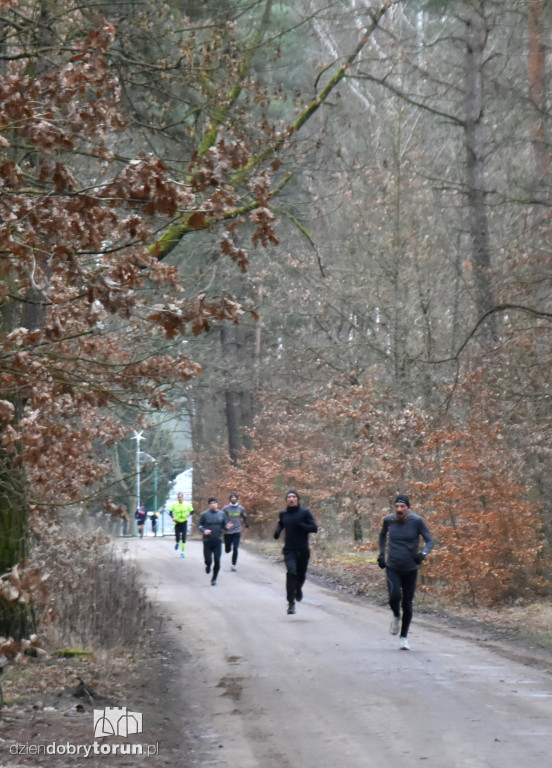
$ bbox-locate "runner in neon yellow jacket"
[170,493,194,557]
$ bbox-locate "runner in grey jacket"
[378,494,434,649]
[197,498,230,585]
[222,492,249,570]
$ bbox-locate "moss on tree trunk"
[0,449,35,639]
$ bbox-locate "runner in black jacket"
[274,490,318,614]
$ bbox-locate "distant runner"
[135,504,147,538]
[222,492,249,571]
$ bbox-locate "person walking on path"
[222,492,249,571]
[135,504,147,538]
[170,492,194,558]
[197,498,231,586]
[378,494,434,650]
[274,490,318,615]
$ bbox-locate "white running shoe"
[231,565,236,571]
[390,616,400,635]
[399,637,410,650]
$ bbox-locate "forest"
[0,0,551,653]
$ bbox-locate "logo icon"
[93,707,143,739]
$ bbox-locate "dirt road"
[125,537,552,768]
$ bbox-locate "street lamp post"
[130,432,161,537]
[153,461,160,534]
[138,449,158,537]
[132,431,144,512]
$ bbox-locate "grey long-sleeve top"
[197,508,229,542]
[379,511,434,572]
[222,503,248,534]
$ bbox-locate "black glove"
[245,523,250,528]
[377,554,386,569]
[414,552,426,565]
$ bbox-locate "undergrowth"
[32,519,153,652]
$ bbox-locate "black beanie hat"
[208,497,217,504]
[395,494,410,508]
[286,489,300,501]
[229,492,239,500]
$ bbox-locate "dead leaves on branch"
[221,229,249,272]
[104,500,128,526]
[1,5,282,298]
[0,634,45,665]
[0,19,123,154]
[120,354,201,386]
[148,295,242,339]
[191,139,251,192]
[102,157,193,217]
[250,207,278,247]
[0,563,47,664]
[0,4,290,517]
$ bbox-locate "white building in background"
[168,467,193,501]
[158,467,193,536]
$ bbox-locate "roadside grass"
[27,520,156,653]
[1,526,163,718]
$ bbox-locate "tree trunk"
[390,112,410,394]
[220,319,258,462]
[221,321,242,464]
[464,4,496,339]
[224,389,241,465]
[353,508,363,542]
[0,448,35,639]
[527,0,549,221]
[240,390,254,451]
[189,395,205,457]
[0,0,53,636]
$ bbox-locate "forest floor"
[0,609,194,767]
[1,537,552,767]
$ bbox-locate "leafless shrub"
[30,518,153,651]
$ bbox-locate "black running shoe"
[287,602,296,615]
[205,564,211,574]
[296,586,303,602]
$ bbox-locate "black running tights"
[386,567,418,638]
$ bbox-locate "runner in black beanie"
[274,490,318,615]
